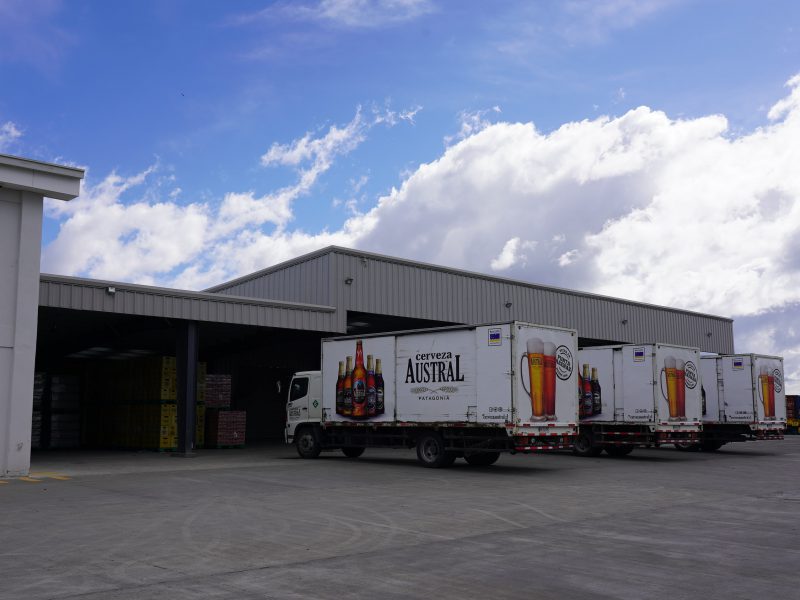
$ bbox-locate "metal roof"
[39,273,337,332]
[207,246,735,353]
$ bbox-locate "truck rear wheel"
[605,446,634,457]
[341,446,365,458]
[572,433,602,457]
[295,426,322,459]
[416,432,455,468]
[674,442,701,452]
[464,451,501,466]
[701,440,724,452]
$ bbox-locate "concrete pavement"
[1,439,799,599]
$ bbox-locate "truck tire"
[605,446,634,457]
[572,433,602,457]
[295,426,322,459]
[701,440,724,452]
[416,432,455,468]
[674,442,701,452]
[342,446,365,458]
[464,452,501,466]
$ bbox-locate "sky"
[2,0,800,393]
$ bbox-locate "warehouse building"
[1,155,735,476]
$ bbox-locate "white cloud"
[0,121,22,151]
[42,76,800,391]
[445,106,502,146]
[234,0,434,29]
[560,0,679,44]
[41,106,403,288]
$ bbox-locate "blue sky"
[2,0,800,391]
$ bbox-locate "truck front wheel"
[295,426,322,459]
[341,446,365,458]
[416,432,455,468]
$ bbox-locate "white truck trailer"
[573,344,703,456]
[285,322,579,467]
[687,354,786,451]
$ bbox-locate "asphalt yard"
[2,438,799,599]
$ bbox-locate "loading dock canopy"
[40,274,337,332]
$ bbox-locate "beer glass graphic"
[758,366,776,419]
[521,338,552,421]
[660,356,686,420]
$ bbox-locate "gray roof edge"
[40,273,337,313]
[206,245,735,323]
[0,153,85,179]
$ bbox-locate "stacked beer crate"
[49,375,81,448]
[196,362,207,448]
[786,395,799,434]
[31,372,47,450]
[204,374,246,448]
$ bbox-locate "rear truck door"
[286,375,311,442]
[723,356,756,423]
[621,345,655,423]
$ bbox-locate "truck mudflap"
[752,423,786,440]
[511,423,577,452]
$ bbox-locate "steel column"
[175,320,198,456]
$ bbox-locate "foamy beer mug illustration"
[660,356,686,420]
[758,366,776,419]
[521,338,555,421]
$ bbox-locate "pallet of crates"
[31,372,47,450]
[206,407,246,449]
[49,374,81,449]
[786,395,799,434]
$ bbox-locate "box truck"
[573,344,703,456]
[285,322,579,468]
[684,354,786,451]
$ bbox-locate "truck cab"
[285,371,322,444]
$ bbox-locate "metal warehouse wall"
[211,253,332,307]
[211,248,734,353]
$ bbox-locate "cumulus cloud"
[42,76,800,391]
[42,106,402,288]
[0,121,22,151]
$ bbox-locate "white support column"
[0,154,83,477]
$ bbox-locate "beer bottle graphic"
[375,358,385,415]
[366,354,377,417]
[343,356,353,417]
[582,364,593,418]
[591,367,601,416]
[335,360,345,415]
[351,340,367,418]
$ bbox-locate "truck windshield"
[289,378,308,402]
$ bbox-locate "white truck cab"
[285,371,322,444]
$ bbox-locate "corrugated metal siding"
[39,278,338,333]
[323,251,732,353]
[202,247,735,353]
[214,254,331,306]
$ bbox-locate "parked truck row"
[285,321,786,467]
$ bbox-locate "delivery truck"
[681,354,786,451]
[573,344,703,456]
[285,322,579,468]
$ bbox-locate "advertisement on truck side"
[323,335,396,422]
[512,323,578,426]
[654,345,702,425]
